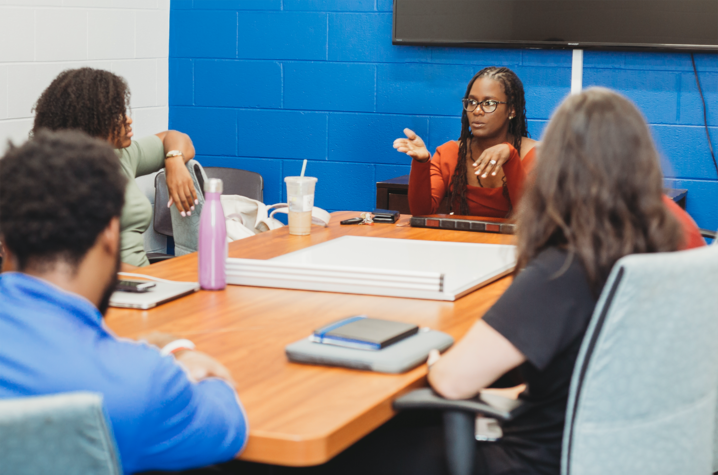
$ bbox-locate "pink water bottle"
[198,178,226,290]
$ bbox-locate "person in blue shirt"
[0,130,248,474]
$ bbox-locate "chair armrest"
[700,229,716,240]
[394,388,533,475]
[146,252,175,265]
[393,388,531,422]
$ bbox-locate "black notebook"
[311,316,419,351]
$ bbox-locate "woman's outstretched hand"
[393,128,431,162]
[473,143,512,178]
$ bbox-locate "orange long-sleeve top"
[409,140,706,250]
[663,195,706,250]
[409,141,535,218]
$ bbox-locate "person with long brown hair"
[393,66,537,217]
[425,88,704,474]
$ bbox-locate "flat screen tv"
[393,0,718,52]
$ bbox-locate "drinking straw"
[300,159,307,177]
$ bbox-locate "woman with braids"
[394,66,537,217]
[32,67,197,267]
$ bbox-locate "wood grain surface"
[106,212,515,467]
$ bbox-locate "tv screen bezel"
[391,0,718,53]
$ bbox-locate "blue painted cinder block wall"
[168,0,717,231]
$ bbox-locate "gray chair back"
[153,170,173,237]
[153,165,264,239]
[0,392,121,475]
[204,166,263,202]
[562,245,718,475]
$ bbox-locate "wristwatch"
[165,150,183,160]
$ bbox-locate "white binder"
[227,236,515,301]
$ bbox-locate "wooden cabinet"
[375,175,411,214]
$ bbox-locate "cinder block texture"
[236,109,327,160]
[195,60,281,108]
[376,164,411,182]
[169,59,193,106]
[169,0,718,228]
[285,0,374,11]
[1,2,170,153]
[428,116,461,152]
[377,64,474,116]
[193,0,282,10]
[236,12,327,60]
[328,113,428,164]
[282,160,375,211]
[170,107,237,156]
[284,62,375,112]
[652,125,718,180]
[329,13,429,63]
[170,10,237,59]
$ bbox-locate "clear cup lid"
[284,176,317,184]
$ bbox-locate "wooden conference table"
[105,212,515,467]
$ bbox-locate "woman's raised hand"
[473,143,512,178]
[393,128,431,162]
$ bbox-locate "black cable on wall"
[690,53,718,178]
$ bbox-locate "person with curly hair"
[32,67,197,267]
[0,130,248,474]
[394,66,538,217]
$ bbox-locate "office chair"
[0,392,122,475]
[150,164,264,261]
[395,244,718,475]
[203,166,263,203]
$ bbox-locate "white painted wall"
[0,0,170,254]
[0,0,169,148]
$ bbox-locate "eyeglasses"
[462,98,507,114]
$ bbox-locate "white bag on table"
[221,195,331,242]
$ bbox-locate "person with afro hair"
[32,67,197,267]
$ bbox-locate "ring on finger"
[489,160,497,165]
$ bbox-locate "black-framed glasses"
[462,98,507,114]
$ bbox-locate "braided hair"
[447,67,529,216]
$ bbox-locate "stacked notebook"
[410,214,515,234]
[286,316,454,374]
[310,316,419,351]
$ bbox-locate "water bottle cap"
[205,178,223,194]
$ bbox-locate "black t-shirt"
[482,247,598,475]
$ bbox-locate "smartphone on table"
[115,280,156,293]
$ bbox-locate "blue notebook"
[311,316,419,351]
[287,328,454,373]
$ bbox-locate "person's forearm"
[162,131,195,162]
[428,355,480,400]
[428,320,526,400]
